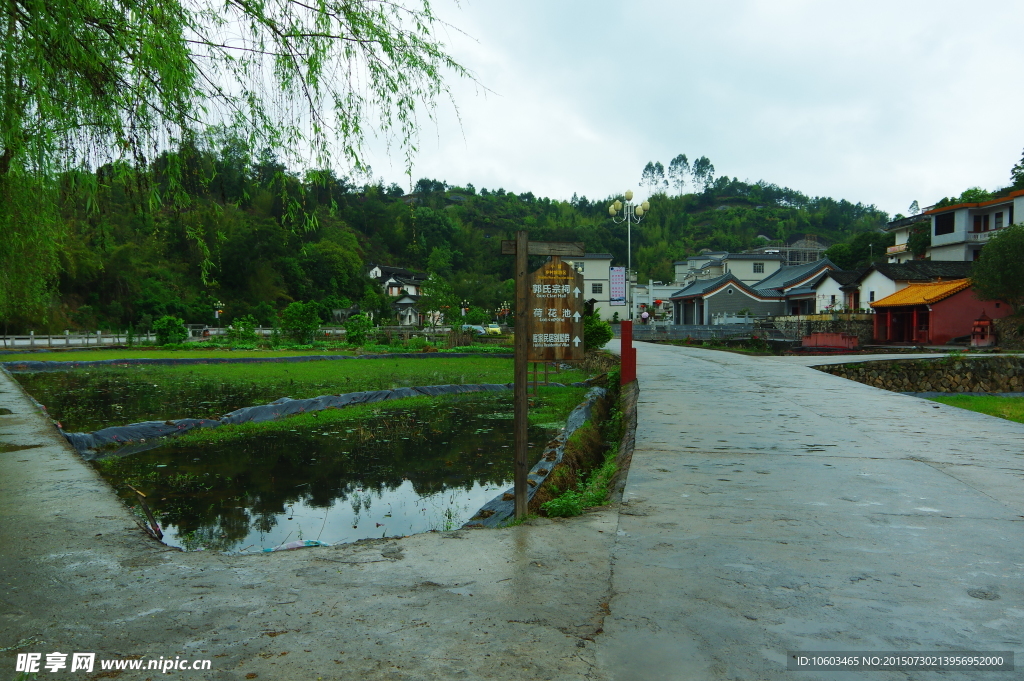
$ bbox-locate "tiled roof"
[669,274,734,299]
[868,261,973,282]
[752,258,836,296]
[922,189,1024,215]
[724,253,784,261]
[821,269,865,286]
[870,279,972,308]
[569,253,613,260]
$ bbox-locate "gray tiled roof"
[752,258,836,296]
[821,269,865,286]
[724,253,784,261]
[868,261,973,281]
[669,274,735,299]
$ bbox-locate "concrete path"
[0,368,616,680]
[3,345,1024,680]
[597,341,1024,680]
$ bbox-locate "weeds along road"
[3,343,1024,680]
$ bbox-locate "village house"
[886,189,1024,263]
[870,279,1011,344]
[563,253,617,321]
[670,258,836,323]
[367,264,428,297]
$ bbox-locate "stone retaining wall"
[815,356,1024,393]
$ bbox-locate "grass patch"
[0,344,511,363]
[928,395,1024,425]
[168,386,588,448]
[16,357,592,432]
[531,384,623,518]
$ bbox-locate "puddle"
[91,395,557,552]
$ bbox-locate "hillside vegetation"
[9,140,888,333]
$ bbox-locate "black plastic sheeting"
[462,386,607,529]
[64,382,588,460]
[3,352,513,373]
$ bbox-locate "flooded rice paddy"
[13,367,570,552]
[93,395,555,552]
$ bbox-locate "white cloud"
[359,0,1024,215]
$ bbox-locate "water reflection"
[92,396,555,551]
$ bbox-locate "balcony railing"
[968,231,994,242]
[886,243,909,254]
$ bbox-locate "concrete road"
[3,343,1024,680]
[598,341,1024,680]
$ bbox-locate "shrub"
[227,314,259,344]
[279,301,322,343]
[153,315,188,345]
[583,311,613,350]
[344,313,372,347]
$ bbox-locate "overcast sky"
[361,0,1024,217]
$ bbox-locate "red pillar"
[912,307,918,343]
[621,320,636,385]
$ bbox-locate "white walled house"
[853,261,975,308]
[922,189,1024,261]
[884,214,930,263]
[812,270,864,311]
[720,253,784,284]
[564,253,615,321]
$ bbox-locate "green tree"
[343,313,372,346]
[691,156,715,191]
[668,154,689,195]
[972,223,1024,315]
[279,301,322,343]
[1,0,468,324]
[908,222,931,257]
[418,272,456,328]
[583,311,612,350]
[1011,148,1024,189]
[153,315,188,345]
[640,161,666,194]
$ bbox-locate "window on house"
[995,212,1004,229]
[869,291,875,302]
[753,262,764,273]
[935,212,955,236]
[830,295,836,305]
[578,262,585,272]
[592,283,603,294]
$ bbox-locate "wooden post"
[513,230,529,520]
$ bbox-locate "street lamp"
[461,299,470,316]
[609,190,650,320]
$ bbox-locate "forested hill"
[32,144,888,333]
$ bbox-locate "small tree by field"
[583,310,613,350]
[973,223,1024,315]
[280,301,322,344]
[153,316,188,345]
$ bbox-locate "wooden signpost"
[503,232,585,519]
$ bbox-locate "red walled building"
[870,279,1011,345]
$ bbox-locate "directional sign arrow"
[573,311,581,321]
[573,286,581,298]
[573,336,582,347]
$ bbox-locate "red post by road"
[621,320,636,385]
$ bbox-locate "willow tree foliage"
[0,0,468,323]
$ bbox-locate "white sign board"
[609,266,626,306]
